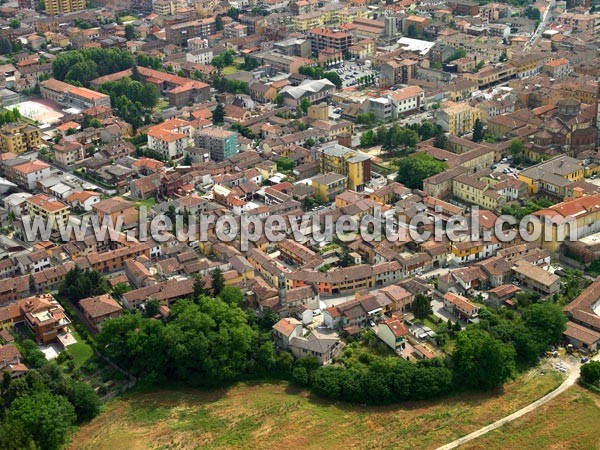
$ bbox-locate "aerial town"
[0,0,598,448]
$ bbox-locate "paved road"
[435,354,598,450]
[525,0,555,50]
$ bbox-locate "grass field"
[69,370,565,450]
[67,331,94,369]
[462,384,600,450]
[222,66,238,75]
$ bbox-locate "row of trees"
[52,48,135,87]
[360,124,420,151]
[0,108,21,126]
[0,341,100,450]
[93,277,569,405]
[212,75,249,95]
[298,65,343,89]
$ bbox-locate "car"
[313,309,322,316]
[369,320,375,327]
[503,168,510,174]
[490,165,497,169]
[581,357,589,364]
[500,158,507,163]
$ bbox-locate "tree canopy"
[52,48,134,87]
[395,153,447,189]
[58,266,110,304]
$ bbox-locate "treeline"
[298,65,342,89]
[94,281,568,405]
[0,340,100,450]
[100,74,160,109]
[99,74,158,130]
[52,48,134,87]
[213,75,249,95]
[96,290,279,385]
[296,354,453,404]
[361,121,445,151]
[360,123,419,151]
[0,108,21,126]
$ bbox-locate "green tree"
[448,48,467,62]
[395,153,447,189]
[433,133,448,149]
[581,361,600,386]
[211,268,225,296]
[212,103,225,125]
[452,328,516,390]
[524,303,567,345]
[7,391,76,450]
[9,18,20,29]
[299,98,311,114]
[406,23,418,38]
[509,139,524,158]
[360,129,376,147]
[473,118,484,142]
[124,24,137,40]
[144,299,160,318]
[67,381,101,423]
[276,157,295,172]
[412,294,433,321]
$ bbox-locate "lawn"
[222,66,238,75]
[69,370,564,450]
[132,198,157,210]
[67,331,94,368]
[461,385,600,450]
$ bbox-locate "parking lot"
[332,60,378,88]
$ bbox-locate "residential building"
[437,101,482,135]
[311,172,346,201]
[79,293,123,332]
[519,155,586,197]
[318,142,371,191]
[0,122,41,154]
[377,317,409,351]
[0,294,71,345]
[92,197,138,229]
[273,318,340,365]
[45,0,85,15]
[511,260,560,295]
[26,193,69,231]
[443,292,479,321]
[53,141,85,167]
[196,127,239,162]
[147,119,194,160]
[307,28,353,56]
[6,159,51,190]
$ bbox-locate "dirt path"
[435,355,598,450]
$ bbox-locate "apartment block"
[196,127,239,162]
[436,101,482,135]
[45,0,85,15]
[307,28,353,56]
[0,121,41,154]
[26,193,70,231]
[318,142,371,191]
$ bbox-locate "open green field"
[222,66,238,75]
[69,370,565,450]
[67,331,94,369]
[462,384,600,450]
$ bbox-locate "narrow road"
[435,355,598,450]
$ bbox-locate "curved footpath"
[435,354,599,450]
